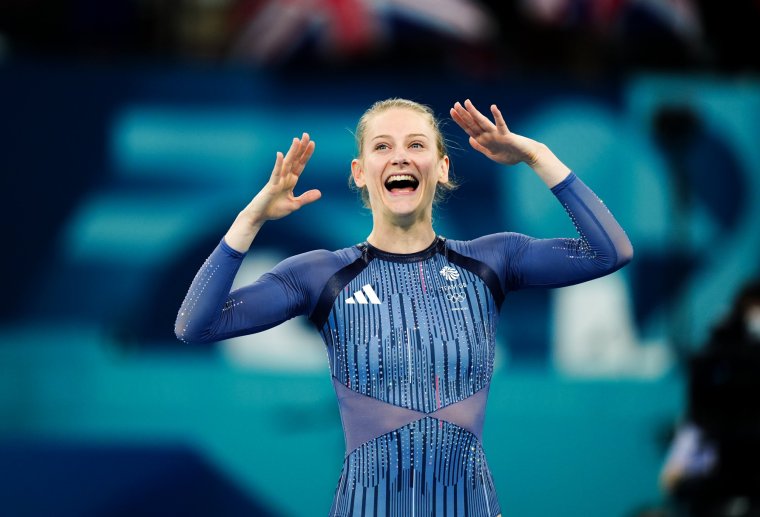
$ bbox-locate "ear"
[351,158,366,187]
[437,155,450,184]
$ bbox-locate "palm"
[250,133,320,221]
[450,99,538,166]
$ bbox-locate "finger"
[491,104,509,134]
[292,140,315,178]
[298,138,315,167]
[297,132,310,158]
[469,136,490,156]
[451,102,480,137]
[454,101,479,132]
[293,188,322,207]
[449,107,470,133]
[270,151,284,185]
[282,137,300,168]
[288,133,313,174]
[464,99,496,133]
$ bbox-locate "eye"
[374,143,389,151]
[410,142,424,149]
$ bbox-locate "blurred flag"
[229,0,496,63]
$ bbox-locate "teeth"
[386,174,416,184]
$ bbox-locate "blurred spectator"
[660,279,760,517]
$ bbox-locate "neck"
[366,217,436,254]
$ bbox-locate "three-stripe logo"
[346,284,382,304]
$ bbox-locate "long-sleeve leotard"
[175,172,632,516]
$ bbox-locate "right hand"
[450,99,540,166]
[244,133,321,223]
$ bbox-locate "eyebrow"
[371,133,430,140]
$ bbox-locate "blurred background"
[1,0,760,516]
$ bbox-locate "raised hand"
[450,99,541,166]
[224,133,320,252]
[247,133,321,222]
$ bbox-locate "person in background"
[661,279,760,517]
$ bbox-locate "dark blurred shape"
[653,105,746,230]
[483,0,707,76]
[617,0,705,70]
[631,104,747,353]
[0,0,148,58]
[630,252,698,349]
[0,440,280,516]
[663,280,760,517]
[707,280,760,350]
[695,0,760,72]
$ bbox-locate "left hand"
[450,99,541,166]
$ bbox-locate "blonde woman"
[176,98,633,516]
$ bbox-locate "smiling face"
[352,106,450,224]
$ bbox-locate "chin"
[382,197,431,220]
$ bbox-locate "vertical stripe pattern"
[329,418,500,517]
[319,248,501,516]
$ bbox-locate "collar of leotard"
[357,235,446,263]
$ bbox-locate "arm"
[175,134,320,343]
[505,172,632,288]
[451,99,633,288]
[175,241,299,343]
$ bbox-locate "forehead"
[364,107,434,138]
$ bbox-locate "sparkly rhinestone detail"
[175,257,220,343]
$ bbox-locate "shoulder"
[446,232,533,259]
[445,233,535,294]
[265,245,363,320]
[268,245,362,289]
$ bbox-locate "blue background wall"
[1,59,759,516]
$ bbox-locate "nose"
[391,148,409,166]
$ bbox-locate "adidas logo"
[346,284,382,305]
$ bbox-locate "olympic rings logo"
[446,293,467,303]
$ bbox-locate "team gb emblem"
[439,266,460,281]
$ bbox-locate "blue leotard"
[175,172,632,516]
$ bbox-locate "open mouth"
[384,174,420,194]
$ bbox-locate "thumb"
[469,136,489,155]
[294,189,322,208]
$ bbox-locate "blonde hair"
[351,98,457,208]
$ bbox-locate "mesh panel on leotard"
[319,242,502,516]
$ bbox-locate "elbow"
[592,238,633,277]
[174,319,214,345]
[174,322,194,343]
[174,322,189,343]
[617,238,634,269]
[174,313,190,342]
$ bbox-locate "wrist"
[527,144,571,188]
[232,207,266,238]
[224,211,265,254]
[525,142,550,167]
[239,203,268,229]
